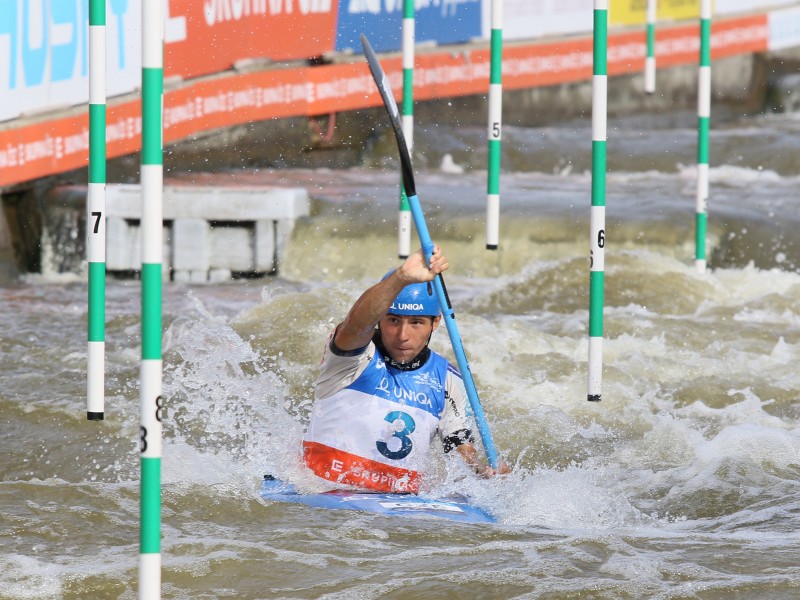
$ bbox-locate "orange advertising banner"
[164,0,339,81]
[307,62,388,115]
[606,13,768,75]
[164,69,314,143]
[0,103,142,189]
[0,14,768,188]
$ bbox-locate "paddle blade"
[360,34,416,198]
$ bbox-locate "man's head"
[379,276,441,365]
[387,278,440,318]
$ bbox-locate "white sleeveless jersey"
[304,338,471,493]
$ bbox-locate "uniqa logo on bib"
[377,378,433,409]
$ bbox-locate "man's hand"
[396,245,448,284]
[475,461,512,478]
[456,443,511,478]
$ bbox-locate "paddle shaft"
[408,195,499,469]
[361,34,499,469]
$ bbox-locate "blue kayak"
[260,475,495,524]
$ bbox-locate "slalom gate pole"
[139,0,164,597]
[588,0,608,403]
[87,0,106,421]
[398,0,414,259]
[695,0,712,273]
[645,0,657,94]
[486,0,503,250]
[361,35,500,469]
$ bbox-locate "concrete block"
[275,218,295,264]
[106,184,310,220]
[255,220,276,273]
[208,268,232,282]
[101,184,308,280]
[106,217,137,270]
[172,218,210,272]
[173,269,208,283]
[210,226,254,272]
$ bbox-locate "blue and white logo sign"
[335,0,482,54]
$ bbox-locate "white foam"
[0,555,63,599]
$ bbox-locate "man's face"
[377,314,440,364]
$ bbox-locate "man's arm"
[441,372,510,478]
[334,246,448,352]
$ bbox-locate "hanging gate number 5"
[139,395,165,453]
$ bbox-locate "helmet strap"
[373,329,431,371]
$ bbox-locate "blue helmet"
[382,271,440,316]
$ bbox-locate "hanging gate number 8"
[139,395,165,453]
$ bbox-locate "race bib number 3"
[376,411,415,460]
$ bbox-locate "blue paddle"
[360,34,500,470]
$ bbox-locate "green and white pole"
[486,0,503,250]
[695,0,711,273]
[398,0,414,259]
[87,0,106,421]
[644,0,656,94]
[589,0,607,403]
[139,0,164,597]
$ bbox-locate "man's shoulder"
[315,340,377,400]
[329,334,371,358]
[321,338,376,368]
[428,350,462,380]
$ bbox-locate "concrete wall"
[0,200,17,282]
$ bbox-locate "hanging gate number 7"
[91,212,102,234]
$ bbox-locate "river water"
[3,106,800,599]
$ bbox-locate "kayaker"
[303,245,509,493]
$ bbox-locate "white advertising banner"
[717,0,799,16]
[768,5,800,49]
[484,0,594,42]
